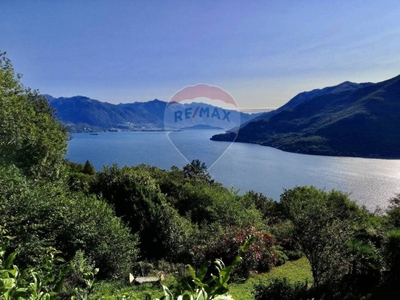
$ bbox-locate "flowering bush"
[194,226,277,280]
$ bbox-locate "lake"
[66,130,400,210]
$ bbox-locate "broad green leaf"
[3,251,17,269]
[187,264,196,279]
[214,295,234,300]
[192,278,208,288]
[195,288,207,300]
[197,261,210,282]
[0,277,16,290]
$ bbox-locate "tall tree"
[183,159,213,183]
[0,52,67,178]
[280,187,363,288]
[82,159,95,175]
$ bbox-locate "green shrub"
[0,166,139,279]
[156,237,255,300]
[253,278,309,300]
[173,183,265,230]
[0,245,70,300]
[194,226,277,280]
[280,187,364,288]
[342,238,381,295]
[387,194,400,228]
[271,220,303,261]
[242,191,285,225]
[0,52,68,179]
[62,250,99,299]
[91,165,199,262]
[383,229,400,281]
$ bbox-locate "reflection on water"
[66,130,400,210]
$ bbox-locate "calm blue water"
[66,130,400,210]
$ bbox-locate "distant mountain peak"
[47,95,261,133]
[66,95,91,100]
[252,80,374,123]
[211,73,400,158]
[119,99,167,106]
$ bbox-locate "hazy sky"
[2,1,400,109]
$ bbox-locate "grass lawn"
[229,257,312,300]
[91,257,312,299]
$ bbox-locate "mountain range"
[211,75,400,158]
[45,95,262,132]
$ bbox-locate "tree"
[0,165,139,279]
[386,194,400,228]
[280,187,363,288]
[242,190,284,225]
[82,159,95,175]
[183,159,213,183]
[90,165,198,262]
[0,52,67,179]
[383,229,400,281]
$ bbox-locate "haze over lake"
[66,130,400,211]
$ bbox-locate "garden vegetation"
[2,52,400,299]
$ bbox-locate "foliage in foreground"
[0,244,102,300]
[253,278,309,300]
[0,165,139,279]
[194,226,277,280]
[1,237,256,300]
[155,237,255,300]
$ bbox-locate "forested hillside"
[212,75,400,158]
[46,95,262,132]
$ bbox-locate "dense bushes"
[383,195,400,282]
[252,186,400,299]
[254,278,309,300]
[194,226,277,280]
[172,183,265,228]
[0,166,139,279]
[0,52,67,179]
[383,229,400,281]
[89,163,275,272]
[90,165,199,262]
[279,187,366,288]
[1,52,141,291]
[5,152,399,298]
